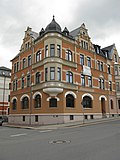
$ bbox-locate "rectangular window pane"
[97,61,100,70]
[80,54,84,65]
[108,64,111,74]
[81,74,85,86]
[57,67,61,81]
[27,75,30,87]
[17,62,19,71]
[101,62,103,71]
[22,77,24,88]
[50,44,55,57]
[23,58,26,69]
[45,68,48,81]
[28,55,31,66]
[45,45,48,57]
[88,76,92,87]
[57,45,61,57]
[35,115,38,122]
[50,67,55,80]
[87,57,91,67]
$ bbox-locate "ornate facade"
[9,17,120,125]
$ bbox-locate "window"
[116,82,119,91]
[35,115,38,122]
[88,76,92,87]
[34,95,41,108]
[66,94,74,107]
[80,54,84,65]
[118,100,120,109]
[101,79,104,89]
[21,77,25,89]
[83,96,92,108]
[36,72,40,84]
[28,55,31,66]
[50,67,55,80]
[36,51,42,62]
[16,62,19,71]
[109,81,112,91]
[50,44,55,57]
[45,45,48,57]
[21,97,29,109]
[101,62,103,72]
[99,79,104,89]
[110,99,114,109]
[8,95,10,102]
[81,74,85,86]
[87,57,91,67]
[13,81,15,91]
[107,64,111,74]
[23,58,26,69]
[66,71,73,83]
[23,116,25,122]
[27,75,31,87]
[57,45,61,57]
[114,54,117,62]
[115,66,118,75]
[45,68,48,81]
[81,40,88,49]
[57,67,61,81]
[15,80,18,90]
[13,79,18,91]
[14,63,16,73]
[49,98,57,107]
[66,50,72,61]
[97,61,100,71]
[12,99,17,110]
[70,115,74,120]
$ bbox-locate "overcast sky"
[0,0,120,68]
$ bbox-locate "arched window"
[49,98,57,107]
[66,94,74,108]
[66,50,72,61]
[34,95,41,108]
[110,99,114,109]
[83,96,92,108]
[36,50,41,62]
[12,99,17,110]
[22,97,29,109]
[66,71,73,83]
[36,72,40,84]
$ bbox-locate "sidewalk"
[3,117,120,130]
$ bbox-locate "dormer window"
[97,47,100,54]
[81,40,88,50]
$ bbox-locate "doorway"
[101,98,106,118]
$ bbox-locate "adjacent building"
[9,16,120,125]
[0,66,11,116]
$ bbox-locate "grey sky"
[0,0,120,68]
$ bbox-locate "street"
[0,119,120,160]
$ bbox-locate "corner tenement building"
[9,16,120,125]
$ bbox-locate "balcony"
[43,88,63,96]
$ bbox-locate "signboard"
[83,65,91,76]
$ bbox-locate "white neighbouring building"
[0,66,11,116]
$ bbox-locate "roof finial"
[53,15,55,21]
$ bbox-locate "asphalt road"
[0,120,120,160]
